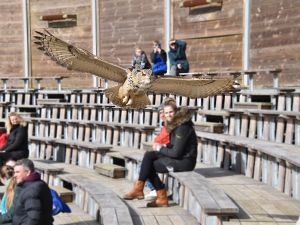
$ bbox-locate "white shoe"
[296,217,300,225]
[144,190,157,201]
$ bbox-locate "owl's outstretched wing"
[34,30,127,83]
[149,76,235,98]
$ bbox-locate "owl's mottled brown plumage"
[34,30,237,109]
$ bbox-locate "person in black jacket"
[4,159,53,225]
[0,112,29,164]
[123,98,198,207]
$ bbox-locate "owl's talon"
[122,96,128,104]
[126,98,133,106]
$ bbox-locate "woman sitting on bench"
[0,112,29,164]
[123,98,198,207]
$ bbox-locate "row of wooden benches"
[32,160,133,225]
[0,84,298,117]
[31,151,239,225]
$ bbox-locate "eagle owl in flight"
[34,30,236,109]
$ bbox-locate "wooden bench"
[168,171,239,225]
[28,115,156,149]
[50,185,74,203]
[30,137,112,168]
[225,108,300,145]
[194,121,224,133]
[196,131,300,200]
[0,76,69,91]
[94,163,126,178]
[56,174,133,225]
[102,146,239,225]
[233,102,273,110]
[32,159,64,186]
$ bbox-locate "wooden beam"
[40,14,77,21]
[180,0,222,8]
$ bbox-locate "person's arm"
[160,50,167,63]
[150,51,156,63]
[2,127,27,152]
[22,193,43,225]
[159,124,192,158]
[0,206,14,224]
[140,53,148,69]
[168,51,176,65]
[131,55,136,68]
[175,40,187,51]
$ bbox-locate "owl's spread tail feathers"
[104,85,151,109]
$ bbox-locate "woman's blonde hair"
[0,165,16,209]
[5,112,26,134]
[6,177,16,209]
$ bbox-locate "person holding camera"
[168,39,189,76]
[150,40,167,76]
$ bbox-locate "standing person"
[123,100,197,207]
[131,46,151,70]
[150,40,167,76]
[0,112,29,164]
[168,39,189,76]
[11,159,53,225]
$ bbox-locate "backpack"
[50,189,71,215]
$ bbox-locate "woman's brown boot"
[123,180,145,200]
[146,189,169,207]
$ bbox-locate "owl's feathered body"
[34,30,237,109]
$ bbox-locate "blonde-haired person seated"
[0,112,29,165]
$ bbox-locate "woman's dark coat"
[0,124,29,160]
[158,107,197,171]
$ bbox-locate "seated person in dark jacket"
[168,39,189,76]
[150,40,167,76]
[131,46,151,70]
[123,98,198,207]
[0,112,29,163]
[0,159,53,225]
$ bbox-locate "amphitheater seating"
[169,171,239,225]
[103,146,239,225]
[196,131,300,199]
[57,174,134,225]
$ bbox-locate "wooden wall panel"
[0,0,24,79]
[30,0,93,88]
[172,0,243,72]
[250,0,300,86]
[99,0,165,67]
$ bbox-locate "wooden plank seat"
[167,171,239,225]
[196,131,300,200]
[28,117,156,149]
[103,146,239,225]
[29,136,112,168]
[32,159,64,186]
[50,185,75,203]
[194,121,224,133]
[56,174,134,225]
[225,109,300,145]
[94,163,126,178]
[233,102,273,110]
[102,146,146,181]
